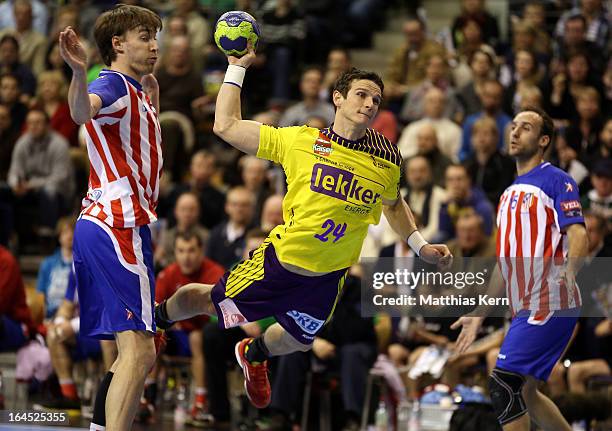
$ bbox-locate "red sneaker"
[234,338,271,409]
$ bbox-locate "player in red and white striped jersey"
[453,108,588,431]
[59,5,163,430]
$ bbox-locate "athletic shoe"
[235,338,271,408]
[154,300,175,330]
[186,404,214,428]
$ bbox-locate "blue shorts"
[496,308,579,380]
[71,334,102,361]
[0,315,28,352]
[73,216,156,340]
[211,239,348,345]
[164,330,192,357]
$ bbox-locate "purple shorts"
[211,240,348,344]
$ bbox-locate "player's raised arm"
[59,27,102,124]
[213,47,262,155]
[383,197,452,266]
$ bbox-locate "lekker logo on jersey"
[310,163,383,205]
[286,310,325,334]
[313,136,333,156]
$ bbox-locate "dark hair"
[519,106,554,151]
[94,4,162,66]
[27,107,50,123]
[174,230,203,248]
[566,13,587,28]
[332,67,384,98]
[0,73,21,87]
[0,34,19,50]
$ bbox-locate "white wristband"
[407,231,428,256]
[223,64,246,88]
[70,317,80,335]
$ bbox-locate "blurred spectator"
[413,123,453,188]
[279,67,335,127]
[585,211,611,258]
[564,87,605,162]
[552,13,604,74]
[438,164,494,241]
[504,20,549,74]
[163,150,226,230]
[401,155,447,241]
[240,155,271,222]
[43,272,108,410]
[0,104,18,182]
[521,2,552,57]
[269,273,377,431]
[0,0,48,36]
[0,73,27,132]
[459,80,511,161]
[7,108,73,238]
[453,16,486,64]
[0,34,36,98]
[397,87,462,161]
[386,16,446,100]
[516,85,543,111]
[447,212,495,258]
[371,103,399,143]
[456,46,497,115]
[588,117,612,165]
[464,116,515,205]
[0,245,32,352]
[155,191,209,269]
[260,0,306,102]
[163,0,210,74]
[44,40,72,83]
[202,227,274,427]
[582,159,612,226]
[152,231,225,425]
[555,0,610,50]
[501,49,543,114]
[206,186,256,269]
[554,131,590,188]
[36,217,75,319]
[546,52,605,121]
[32,71,78,147]
[157,35,204,121]
[320,48,351,102]
[0,0,45,75]
[451,0,500,50]
[400,54,462,124]
[260,193,284,231]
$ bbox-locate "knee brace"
[488,368,527,425]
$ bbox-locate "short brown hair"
[519,106,554,151]
[94,5,162,66]
[332,67,384,98]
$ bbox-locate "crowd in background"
[0,0,610,429]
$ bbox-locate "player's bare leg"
[157,283,216,325]
[518,376,571,431]
[104,330,156,430]
[262,323,311,354]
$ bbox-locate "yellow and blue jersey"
[257,125,402,272]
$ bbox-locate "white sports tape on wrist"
[224,64,246,88]
[407,231,428,256]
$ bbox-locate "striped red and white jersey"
[80,69,162,228]
[496,162,585,318]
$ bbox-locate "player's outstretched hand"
[419,243,453,268]
[450,315,484,354]
[59,26,87,73]
[228,41,256,69]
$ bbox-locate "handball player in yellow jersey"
[154,46,452,409]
